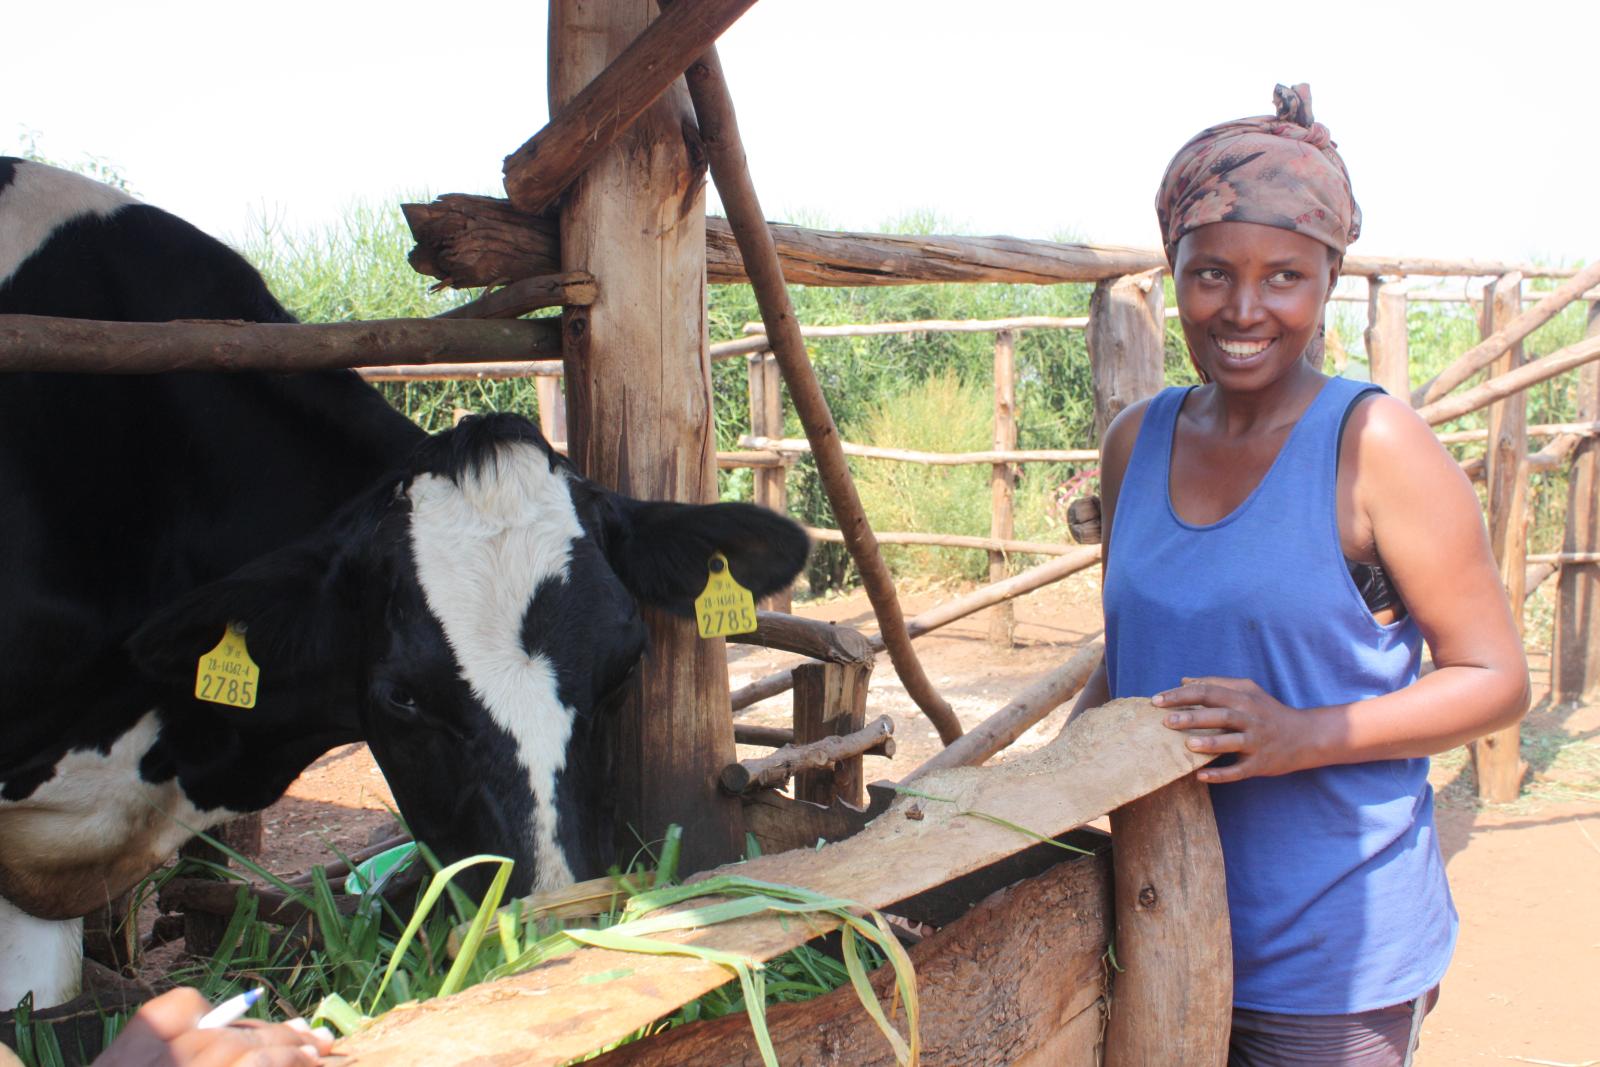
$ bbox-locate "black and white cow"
[0,158,808,1009]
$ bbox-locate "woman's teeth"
[1216,338,1272,356]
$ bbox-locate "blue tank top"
[1104,376,1457,1014]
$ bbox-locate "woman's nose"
[1222,284,1267,329]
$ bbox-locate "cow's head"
[128,414,809,894]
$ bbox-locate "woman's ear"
[1327,250,1343,293]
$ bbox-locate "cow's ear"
[125,534,366,721]
[601,499,810,612]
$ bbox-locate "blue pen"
[197,987,266,1029]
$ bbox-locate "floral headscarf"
[1155,83,1360,266]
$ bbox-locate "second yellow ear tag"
[694,552,758,638]
[194,623,261,709]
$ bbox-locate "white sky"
[8,1,1596,267]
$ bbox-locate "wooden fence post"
[990,329,1017,647]
[552,0,742,873]
[1475,272,1529,802]
[1365,278,1410,400]
[1556,300,1600,702]
[1103,774,1231,1066]
[747,351,792,613]
[535,376,568,444]
[1087,270,1167,442]
[790,661,871,807]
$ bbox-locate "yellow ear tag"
[194,623,261,709]
[694,552,758,639]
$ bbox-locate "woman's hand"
[1154,676,1322,783]
[97,988,334,1066]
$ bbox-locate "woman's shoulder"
[1339,386,1441,458]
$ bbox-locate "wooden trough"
[326,697,1229,1066]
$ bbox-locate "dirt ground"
[256,569,1599,1063]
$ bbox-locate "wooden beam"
[684,45,962,745]
[726,611,874,666]
[551,0,739,875]
[1412,259,1600,406]
[990,329,1018,647]
[504,0,755,214]
[433,271,596,319]
[720,711,887,798]
[1339,254,1578,279]
[1087,270,1167,441]
[1474,274,1530,804]
[357,360,564,381]
[0,314,560,374]
[731,723,894,757]
[803,526,1079,557]
[1416,333,1600,426]
[1556,301,1600,702]
[730,546,1101,710]
[328,698,1218,1067]
[401,193,559,290]
[904,641,1104,781]
[402,192,1585,292]
[743,435,1098,466]
[1365,279,1410,400]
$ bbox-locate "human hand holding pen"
[94,987,334,1066]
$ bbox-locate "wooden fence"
[344,255,1600,805]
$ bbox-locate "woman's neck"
[1197,359,1327,437]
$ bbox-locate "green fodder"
[848,370,1062,584]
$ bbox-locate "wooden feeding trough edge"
[333,698,1220,1066]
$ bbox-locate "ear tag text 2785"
[695,552,758,638]
[195,623,260,709]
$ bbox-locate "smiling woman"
[1068,84,1529,1066]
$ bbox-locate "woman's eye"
[1195,268,1226,283]
[1270,270,1304,284]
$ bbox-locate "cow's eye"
[383,684,419,715]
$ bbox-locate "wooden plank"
[1365,279,1410,400]
[503,0,757,214]
[1473,274,1530,803]
[551,0,739,874]
[585,846,1115,1066]
[1556,300,1600,702]
[333,698,1216,1066]
[1103,776,1231,1066]
[791,663,871,805]
[990,329,1018,647]
[1086,269,1167,442]
[0,315,559,374]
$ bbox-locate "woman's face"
[1172,222,1339,391]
